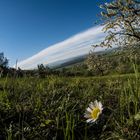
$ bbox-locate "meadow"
[1,0,140,139]
[0,70,140,140]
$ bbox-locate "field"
[0,0,140,139]
[0,71,140,140]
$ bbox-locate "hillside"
[53,46,140,76]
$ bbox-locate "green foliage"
[0,72,140,139]
[0,52,8,68]
[37,64,52,78]
[0,52,9,77]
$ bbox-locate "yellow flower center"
[91,107,101,119]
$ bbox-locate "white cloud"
[16,25,106,69]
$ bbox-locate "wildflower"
[84,100,103,123]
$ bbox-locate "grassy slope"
[0,73,140,140]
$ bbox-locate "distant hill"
[19,45,140,77]
[49,54,88,69]
[48,45,140,73]
[48,47,119,69]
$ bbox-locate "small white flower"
[84,100,103,123]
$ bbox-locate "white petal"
[86,107,92,113]
[86,119,93,123]
[94,100,98,107]
[89,102,94,109]
[98,102,103,110]
[85,110,91,114]
[91,119,96,123]
[84,114,91,118]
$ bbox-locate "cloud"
[16,25,106,69]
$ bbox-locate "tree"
[85,53,111,76]
[0,52,8,68]
[37,64,46,78]
[0,52,8,77]
[37,64,52,77]
[95,0,140,48]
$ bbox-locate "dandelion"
[84,100,103,123]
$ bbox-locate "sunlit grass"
[0,72,139,139]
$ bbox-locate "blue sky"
[0,0,110,68]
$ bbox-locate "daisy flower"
[84,100,103,123]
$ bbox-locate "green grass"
[0,73,140,140]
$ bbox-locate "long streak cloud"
[17,25,106,69]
